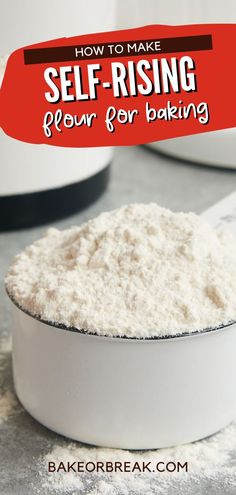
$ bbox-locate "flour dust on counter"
[0,333,22,425]
[38,420,236,494]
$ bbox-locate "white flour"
[5,203,236,337]
[39,420,236,494]
[0,334,21,424]
[0,390,18,425]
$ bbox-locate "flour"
[0,390,18,425]
[5,203,236,337]
[0,333,21,424]
[0,333,12,371]
[39,420,236,494]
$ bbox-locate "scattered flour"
[0,390,18,425]
[6,203,236,337]
[40,420,236,494]
[0,333,12,354]
[0,333,12,373]
[0,333,22,424]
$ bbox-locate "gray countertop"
[0,145,236,495]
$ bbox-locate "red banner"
[0,24,235,147]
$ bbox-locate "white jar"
[117,0,236,169]
[0,0,116,230]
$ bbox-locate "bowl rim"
[6,287,236,343]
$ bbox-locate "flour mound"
[5,203,236,337]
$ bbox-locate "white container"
[9,298,236,449]
[117,0,236,169]
[148,130,236,169]
[1,0,117,54]
[0,0,116,230]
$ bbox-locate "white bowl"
[147,129,236,169]
[9,298,236,449]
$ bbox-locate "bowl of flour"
[5,203,236,448]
